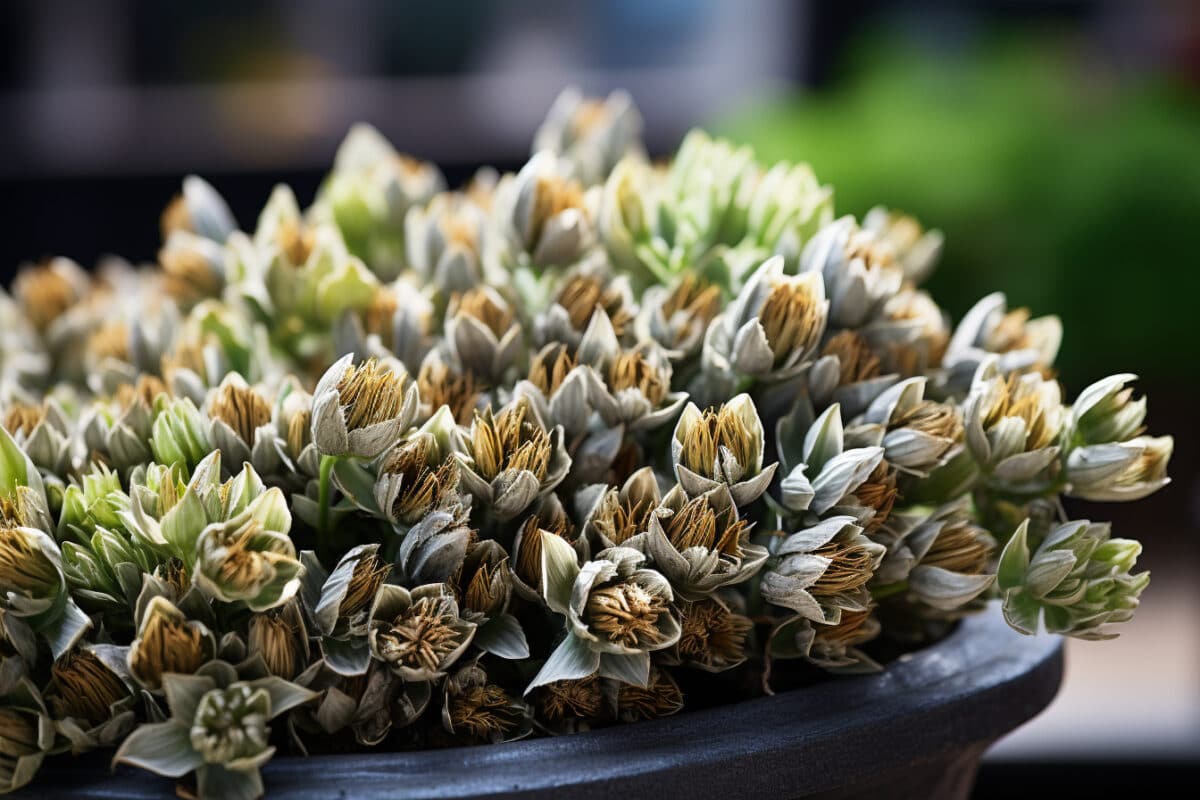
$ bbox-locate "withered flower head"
[128,597,215,690]
[679,404,756,479]
[13,260,82,329]
[336,359,409,431]
[922,519,995,576]
[889,399,964,445]
[247,604,307,680]
[663,273,721,329]
[339,551,391,619]
[757,278,825,368]
[453,288,514,341]
[513,512,574,591]
[822,330,882,387]
[527,343,578,397]
[453,541,512,618]
[607,350,668,405]
[209,380,272,443]
[985,307,1038,355]
[852,461,899,533]
[811,537,879,597]
[418,361,481,426]
[530,174,585,248]
[369,585,475,680]
[469,402,551,482]
[589,488,656,547]
[0,526,60,598]
[2,403,45,438]
[677,598,752,672]
[312,355,418,458]
[380,435,460,525]
[46,649,128,726]
[534,676,604,723]
[446,679,523,743]
[615,668,684,722]
[556,275,633,336]
[585,581,672,650]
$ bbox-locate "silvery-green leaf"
[248,676,319,719]
[997,520,1031,591]
[112,720,202,778]
[1065,443,1143,487]
[41,601,92,660]
[598,651,651,687]
[780,464,815,512]
[474,614,530,660]
[803,403,844,472]
[321,635,371,677]
[197,765,266,800]
[810,447,882,514]
[541,530,581,615]
[992,447,1059,483]
[526,633,601,693]
[909,566,995,611]
[492,470,541,520]
[1002,589,1042,635]
[1025,551,1076,598]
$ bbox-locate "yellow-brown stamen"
[160,194,191,239]
[678,599,751,668]
[663,497,746,558]
[419,361,481,426]
[527,344,577,397]
[449,683,520,740]
[537,677,602,722]
[470,402,552,482]
[86,321,130,363]
[811,540,877,596]
[46,649,127,726]
[248,609,304,680]
[591,488,656,546]
[2,403,45,437]
[616,669,684,721]
[983,375,1057,451]
[336,359,408,430]
[555,275,632,336]
[853,462,899,533]
[607,350,667,405]
[822,330,881,386]
[0,527,59,595]
[531,176,585,247]
[891,399,963,443]
[364,288,399,339]
[129,610,208,689]
[277,219,315,266]
[382,437,459,521]
[815,607,876,648]
[514,513,574,589]
[845,230,897,272]
[923,521,994,575]
[453,288,513,339]
[0,709,41,756]
[374,596,465,674]
[14,263,78,329]
[680,405,756,479]
[339,553,391,618]
[210,382,273,443]
[663,273,721,325]
[758,280,824,367]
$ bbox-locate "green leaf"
[197,764,266,800]
[113,720,202,778]
[598,651,651,687]
[540,530,580,615]
[473,614,530,660]
[525,633,600,694]
[996,519,1031,591]
[162,673,216,722]
[247,676,319,719]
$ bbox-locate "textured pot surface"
[30,605,1062,800]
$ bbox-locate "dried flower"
[671,394,776,506]
[311,355,419,459]
[368,584,476,681]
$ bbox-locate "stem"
[317,454,338,536]
[871,580,909,601]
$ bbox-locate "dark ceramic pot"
[31,605,1061,800]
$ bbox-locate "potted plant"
[0,88,1170,799]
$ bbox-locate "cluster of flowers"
[0,89,1171,798]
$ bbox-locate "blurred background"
[1,1,1197,793]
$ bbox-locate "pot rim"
[41,605,1063,799]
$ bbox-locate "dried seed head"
[815,607,876,648]
[460,557,510,617]
[663,497,747,558]
[527,344,577,397]
[419,361,482,426]
[454,288,514,339]
[853,462,899,533]
[514,513,574,589]
[530,175,585,247]
[210,381,273,443]
[248,609,304,680]
[536,677,603,722]
[0,527,59,597]
[449,683,521,741]
[363,288,399,339]
[0,709,41,756]
[607,350,668,405]
[811,539,878,596]
[438,210,482,259]
[663,273,721,326]
[757,279,824,367]
[617,668,684,721]
[47,649,128,726]
[822,330,881,386]
[374,595,467,675]
[591,488,656,546]
[678,599,751,669]
[470,402,552,482]
[339,553,391,618]
[161,339,209,383]
[680,404,756,479]
[336,358,409,430]
[924,520,994,575]
[982,374,1058,451]
[14,262,78,329]
[86,321,131,363]
[891,399,963,443]
[156,558,190,598]
[586,582,670,650]
[277,218,315,266]
[845,230,897,273]
[160,246,221,302]
[2,402,45,437]
[129,609,209,689]
[115,374,170,410]
[556,275,632,336]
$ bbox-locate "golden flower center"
[592,489,656,546]
[439,213,480,258]
[811,540,876,596]
[382,437,459,521]
[890,399,963,443]
[15,264,77,329]
[248,610,303,680]
[983,374,1058,451]
[2,402,45,437]
[816,607,875,648]
[853,462,899,533]
[160,193,191,239]
[363,288,399,339]
[461,559,508,617]
[277,219,315,266]
[419,362,482,426]
[585,582,669,649]
[211,524,275,592]
[607,351,668,405]
[845,230,897,272]
[821,330,881,386]
[570,99,610,139]
[680,405,757,480]
[87,321,131,362]
[617,670,684,721]
[336,359,408,430]
[528,344,577,397]
[758,280,823,367]
[0,709,40,756]
[161,247,221,299]
[47,649,127,726]
[924,521,994,575]
[115,375,170,410]
[985,308,1035,354]
[210,382,273,443]
[449,684,520,740]
[556,275,632,335]
[0,527,58,595]
[376,597,463,674]
[531,175,585,247]
[663,497,746,558]
[470,402,552,482]
[515,514,573,589]
[129,614,208,688]
[455,288,514,339]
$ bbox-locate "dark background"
[2,1,1197,794]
